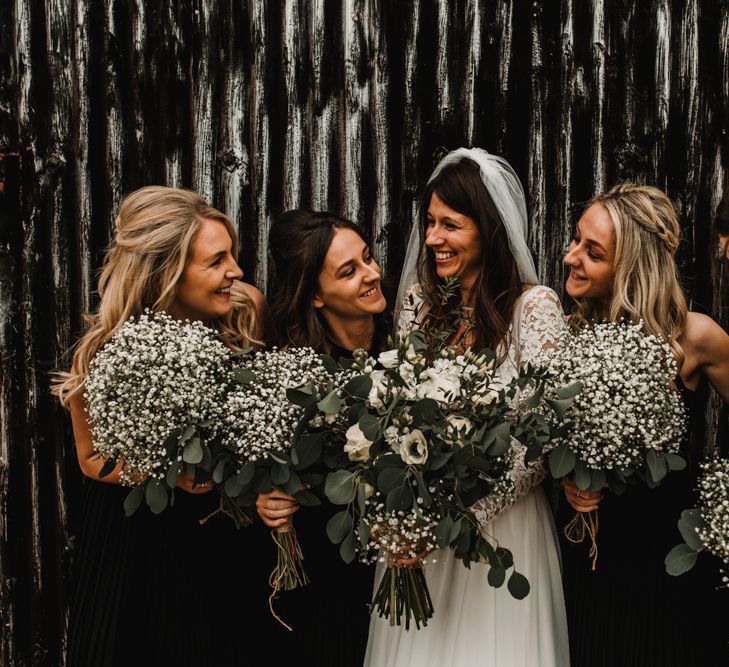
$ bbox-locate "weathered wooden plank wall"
[1,0,727,663]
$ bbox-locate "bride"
[365,148,570,666]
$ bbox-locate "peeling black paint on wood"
[1,1,728,663]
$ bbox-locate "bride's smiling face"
[424,192,482,292]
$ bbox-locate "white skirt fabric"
[364,487,570,667]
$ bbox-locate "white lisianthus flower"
[344,424,373,461]
[368,370,388,410]
[400,429,428,465]
[475,388,499,405]
[417,361,461,401]
[384,425,401,452]
[377,349,400,369]
[446,415,473,435]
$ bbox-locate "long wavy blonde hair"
[571,183,687,370]
[53,186,260,407]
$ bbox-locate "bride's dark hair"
[418,157,522,353]
[268,210,390,353]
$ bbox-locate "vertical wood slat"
[1,2,728,663]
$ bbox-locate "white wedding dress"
[364,285,570,667]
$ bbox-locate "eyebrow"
[202,249,227,263]
[334,243,370,274]
[576,225,608,253]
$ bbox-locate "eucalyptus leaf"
[292,434,323,470]
[343,375,373,399]
[271,461,291,486]
[178,425,196,445]
[293,489,321,506]
[325,470,357,504]
[386,485,413,513]
[182,437,203,464]
[434,515,454,548]
[318,354,339,375]
[166,461,182,488]
[415,472,433,507]
[234,367,256,385]
[410,398,438,424]
[429,451,453,470]
[164,433,179,458]
[357,481,367,515]
[573,459,591,491]
[646,450,668,484]
[358,518,369,547]
[212,460,226,484]
[588,468,606,493]
[553,381,583,400]
[548,444,576,478]
[447,517,463,544]
[487,564,506,587]
[358,414,381,442]
[286,385,317,408]
[339,531,357,564]
[123,486,145,517]
[677,509,704,551]
[317,390,344,415]
[145,480,169,515]
[224,476,244,498]
[326,510,353,544]
[237,461,256,487]
[507,570,530,599]
[377,468,405,494]
[665,453,687,471]
[545,397,574,420]
[665,544,699,576]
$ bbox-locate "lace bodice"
[397,284,567,529]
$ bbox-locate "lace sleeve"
[396,285,426,333]
[470,286,567,529]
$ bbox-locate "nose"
[364,259,381,282]
[563,240,579,267]
[425,223,442,247]
[226,257,244,280]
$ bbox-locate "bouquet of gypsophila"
[538,320,687,569]
[215,347,352,622]
[297,313,578,630]
[84,310,244,520]
[665,455,729,586]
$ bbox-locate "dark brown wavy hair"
[418,157,523,354]
[268,210,391,354]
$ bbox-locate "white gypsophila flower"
[84,310,232,485]
[344,424,374,461]
[399,429,429,465]
[696,457,729,569]
[544,320,686,470]
[219,347,348,467]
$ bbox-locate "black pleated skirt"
[559,468,729,667]
[67,479,275,666]
[265,502,375,667]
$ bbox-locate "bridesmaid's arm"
[70,394,123,484]
[69,394,212,493]
[686,312,729,403]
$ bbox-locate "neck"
[321,313,375,353]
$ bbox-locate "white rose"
[377,349,400,369]
[344,424,373,461]
[400,429,428,465]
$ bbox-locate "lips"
[214,285,232,296]
[568,270,586,282]
[360,285,380,298]
[434,250,456,261]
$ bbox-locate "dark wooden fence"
[1,0,727,664]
